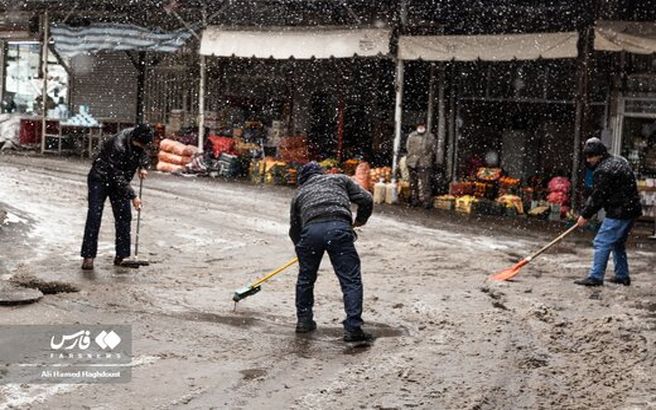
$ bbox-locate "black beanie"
[298,161,324,185]
[582,137,607,157]
[132,123,154,145]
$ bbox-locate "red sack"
[548,177,571,193]
[207,135,236,158]
[353,162,371,191]
[547,191,569,205]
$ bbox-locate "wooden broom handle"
[527,224,578,261]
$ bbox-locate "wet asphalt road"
[1,154,655,409]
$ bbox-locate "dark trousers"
[409,167,432,207]
[81,173,132,258]
[295,220,364,332]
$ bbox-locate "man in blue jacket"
[289,162,374,342]
[81,124,153,270]
[574,138,642,286]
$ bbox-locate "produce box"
[218,153,240,178]
[449,181,475,197]
[455,195,478,214]
[433,195,456,211]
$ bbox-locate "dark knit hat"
[132,123,154,145]
[582,137,607,157]
[298,161,324,185]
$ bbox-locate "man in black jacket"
[81,124,153,270]
[290,162,374,342]
[574,137,642,287]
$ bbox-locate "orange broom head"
[489,259,529,281]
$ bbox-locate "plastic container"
[373,179,386,204]
[385,180,398,204]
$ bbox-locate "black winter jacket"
[89,127,149,199]
[581,155,642,220]
[289,174,373,244]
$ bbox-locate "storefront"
[394,31,591,219]
[177,26,395,184]
[597,21,656,221]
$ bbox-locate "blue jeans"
[295,220,363,332]
[588,217,634,281]
[81,173,132,259]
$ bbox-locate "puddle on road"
[240,368,267,380]
[10,274,79,295]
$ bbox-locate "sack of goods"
[352,161,371,191]
[207,135,237,158]
[156,138,198,173]
[547,176,571,216]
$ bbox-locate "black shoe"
[81,258,94,270]
[113,257,124,266]
[574,277,603,287]
[295,320,317,333]
[609,276,631,286]
[343,328,375,343]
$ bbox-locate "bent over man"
[81,124,153,270]
[289,162,374,342]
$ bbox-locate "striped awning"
[51,23,193,57]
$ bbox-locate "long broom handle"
[251,257,299,288]
[135,176,144,257]
[527,224,578,261]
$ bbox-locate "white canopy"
[594,21,656,55]
[398,32,579,61]
[200,27,390,59]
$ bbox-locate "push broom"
[232,257,299,308]
[489,224,578,281]
[120,177,150,268]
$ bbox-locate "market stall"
[179,26,392,183]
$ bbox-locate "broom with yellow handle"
[232,257,299,308]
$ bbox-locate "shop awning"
[398,32,579,61]
[200,27,391,59]
[594,21,656,54]
[50,23,194,57]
